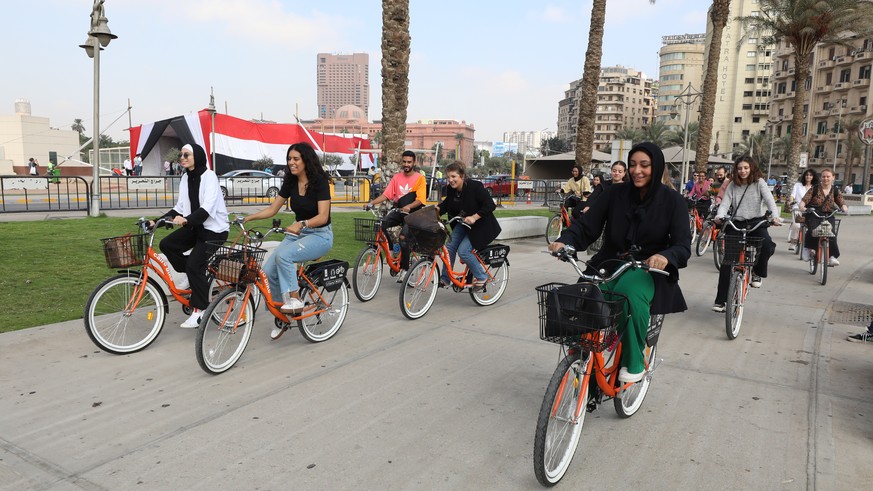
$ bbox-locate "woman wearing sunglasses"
[149,143,229,328]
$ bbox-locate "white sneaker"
[280,297,304,314]
[750,275,762,288]
[828,256,840,266]
[180,309,201,328]
[618,367,645,383]
[176,275,190,291]
[712,303,726,313]
[396,269,408,283]
[801,248,811,261]
[788,245,797,253]
[270,325,287,340]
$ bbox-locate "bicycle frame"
[371,226,404,273]
[432,244,492,289]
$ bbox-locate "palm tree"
[737,0,873,192]
[454,132,464,162]
[695,0,731,175]
[841,117,863,183]
[642,121,672,148]
[71,119,85,135]
[735,133,768,161]
[614,127,645,145]
[572,0,607,172]
[666,122,699,148]
[380,0,411,177]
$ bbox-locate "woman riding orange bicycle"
[799,168,848,266]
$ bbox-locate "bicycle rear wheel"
[808,245,818,275]
[797,226,805,259]
[84,273,166,354]
[614,343,657,418]
[399,258,438,319]
[819,240,828,286]
[696,222,713,256]
[352,245,382,302]
[545,215,563,245]
[725,269,745,340]
[469,261,509,306]
[196,287,254,374]
[713,235,724,271]
[297,282,349,342]
[689,214,698,244]
[533,351,590,487]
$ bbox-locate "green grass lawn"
[0,208,551,332]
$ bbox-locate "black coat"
[437,179,501,250]
[557,143,691,315]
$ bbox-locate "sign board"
[226,178,262,190]
[128,178,165,190]
[516,180,534,190]
[4,178,47,190]
[859,118,873,145]
[799,151,808,168]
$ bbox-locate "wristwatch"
[301,220,308,229]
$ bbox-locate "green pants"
[604,268,655,374]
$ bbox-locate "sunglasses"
[180,153,191,159]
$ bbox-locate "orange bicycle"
[195,216,350,374]
[399,217,510,319]
[84,217,234,354]
[545,192,573,245]
[351,204,415,301]
[532,246,667,486]
[720,216,769,340]
[805,208,842,286]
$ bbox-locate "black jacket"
[437,179,501,250]
[557,142,691,314]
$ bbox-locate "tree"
[71,119,85,135]
[371,130,383,148]
[323,153,344,174]
[253,155,274,171]
[735,133,768,162]
[614,128,645,145]
[841,117,863,183]
[454,132,464,162]
[642,121,672,148]
[666,122,699,148]
[163,147,180,164]
[540,136,571,155]
[380,0,411,178]
[737,0,873,192]
[695,0,731,175]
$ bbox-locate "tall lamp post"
[207,87,217,169]
[766,119,778,178]
[672,82,702,188]
[831,99,846,174]
[80,1,117,217]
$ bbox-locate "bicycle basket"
[101,233,148,269]
[548,203,563,213]
[208,241,267,284]
[811,220,837,238]
[535,282,627,351]
[406,223,448,255]
[721,236,764,266]
[354,217,379,242]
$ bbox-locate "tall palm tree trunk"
[574,0,606,173]
[380,0,411,177]
[695,0,731,173]
[786,56,811,193]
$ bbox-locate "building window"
[735,117,743,123]
[860,65,871,79]
[746,64,756,71]
[817,121,828,134]
[747,51,757,57]
[753,117,760,123]
[744,91,754,97]
[840,69,851,83]
[745,77,755,84]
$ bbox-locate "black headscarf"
[185,143,208,210]
[624,142,667,251]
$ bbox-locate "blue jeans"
[441,225,486,284]
[263,225,333,299]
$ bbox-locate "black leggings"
[160,226,229,310]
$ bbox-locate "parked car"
[218,170,283,199]
[482,174,526,197]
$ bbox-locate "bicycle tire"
[713,235,724,271]
[352,245,382,302]
[195,287,254,375]
[689,214,698,244]
[819,240,828,286]
[297,282,349,342]
[469,261,509,306]
[545,215,563,245]
[808,245,818,275]
[696,222,713,256]
[797,226,805,259]
[725,269,745,340]
[84,273,167,355]
[399,257,439,320]
[533,351,589,487]
[614,343,658,418]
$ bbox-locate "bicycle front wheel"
[399,258,438,320]
[725,269,745,340]
[533,351,590,487]
[797,226,805,259]
[297,282,349,342]
[84,273,166,354]
[808,246,818,275]
[614,343,657,418]
[352,245,382,302]
[545,215,563,245]
[819,240,829,286]
[713,235,724,271]
[196,287,254,375]
[696,222,713,256]
[469,261,509,306]
[689,214,698,244]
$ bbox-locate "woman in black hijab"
[548,142,691,383]
[150,143,229,328]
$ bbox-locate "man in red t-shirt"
[366,150,427,279]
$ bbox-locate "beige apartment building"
[317,53,370,121]
[656,34,706,125]
[769,35,873,184]
[557,66,655,151]
[0,100,81,175]
[704,0,775,160]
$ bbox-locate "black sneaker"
[847,332,873,343]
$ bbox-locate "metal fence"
[0,176,90,214]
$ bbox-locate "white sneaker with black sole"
[180,310,202,328]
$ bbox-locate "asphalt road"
[1,215,872,490]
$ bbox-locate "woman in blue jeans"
[244,142,333,340]
[436,161,501,290]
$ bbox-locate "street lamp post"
[832,99,846,174]
[80,2,117,217]
[766,119,777,178]
[672,83,702,188]
[207,87,217,169]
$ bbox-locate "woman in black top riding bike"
[548,142,690,383]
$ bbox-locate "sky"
[1,0,708,143]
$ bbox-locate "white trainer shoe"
[180,309,201,328]
[828,256,840,266]
[280,297,304,314]
[801,248,811,261]
[618,367,645,383]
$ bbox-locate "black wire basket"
[101,233,148,269]
[354,217,380,242]
[535,282,627,351]
[721,236,764,266]
[406,224,448,256]
[207,241,267,284]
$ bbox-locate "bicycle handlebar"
[805,208,842,220]
[448,215,472,229]
[549,245,668,282]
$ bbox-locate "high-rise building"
[703,0,774,159]
[656,34,706,125]
[316,53,370,120]
[557,66,655,151]
[502,130,555,157]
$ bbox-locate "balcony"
[788,68,796,75]
[856,51,871,60]
[818,59,834,69]
[813,133,829,142]
[814,109,829,117]
[834,82,851,91]
[786,91,795,98]
[815,85,832,92]
[853,78,871,87]
[773,92,786,100]
[774,70,788,79]
[835,56,853,65]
